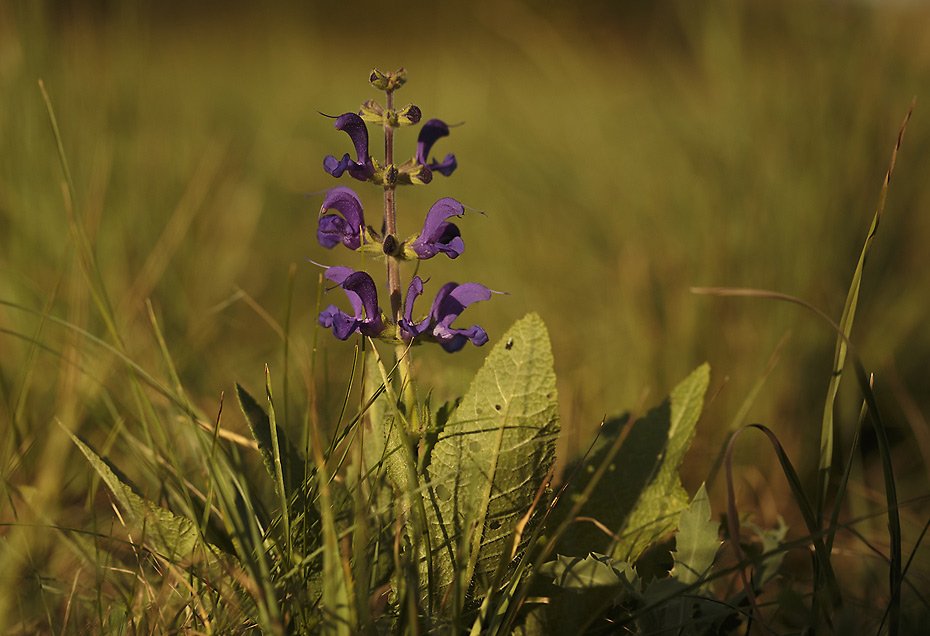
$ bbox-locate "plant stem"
[382,88,417,429]
[383,89,401,326]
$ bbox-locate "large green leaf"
[423,313,559,602]
[613,363,709,560]
[556,364,710,563]
[67,431,205,561]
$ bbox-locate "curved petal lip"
[400,280,490,352]
[416,119,456,177]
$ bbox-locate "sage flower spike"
[416,118,457,177]
[318,267,385,340]
[407,197,465,259]
[317,187,365,250]
[400,276,490,352]
[323,113,375,181]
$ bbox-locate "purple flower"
[408,198,465,259]
[319,267,385,340]
[416,119,457,177]
[323,113,375,181]
[317,187,365,250]
[400,276,490,352]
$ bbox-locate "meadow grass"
[3,0,930,632]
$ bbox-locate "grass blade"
[725,423,841,629]
[818,101,913,526]
[265,366,292,560]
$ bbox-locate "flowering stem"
[382,88,417,428]
[383,89,401,323]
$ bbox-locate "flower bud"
[384,164,398,187]
[394,160,433,186]
[369,67,407,92]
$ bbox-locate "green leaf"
[423,313,560,601]
[745,517,788,589]
[539,553,639,634]
[235,382,309,496]
[614,364,709,561]
[556,364,710,563]
[673,483,719,585]
[66,430,205,561]
[539,553,635,589]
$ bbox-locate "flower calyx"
[360,100,422,128]
[382,234,401,257]
[395,160,433,185]
[369,67,407,92]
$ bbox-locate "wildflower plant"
[305,68,569,630]
[294,69,716,632]
[56,68,780,635]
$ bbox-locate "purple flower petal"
[409,198,466,260]
[433,324,488,353]
[434,282,492,327]
[420,198,464,240]
[324,266,363,316]
[335,113,369,163]
[400,276,431,339]
[323,113,375,181]
[416,119,457,177]
[400,278,490,352]
[323,154,354,178]
[318,187,365,250]
[323,266,355,285]
[342,271,380,327]
[319,305,360,340]
[319,267,384,339]
[429,154,457,177]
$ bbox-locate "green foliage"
[536,367,724,635]
[65,429,207,562]
[3,3,928,632]
[744,517,788,590]
[235,380,312,500]
[535,481,743,636]
[557,363,710,563]
[673,483,719,586]
[538,553,635,589]
[617,363,710,560]
[423,313,559,603]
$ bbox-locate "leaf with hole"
[422,313,560,602]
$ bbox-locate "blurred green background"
[2,0,930,627]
